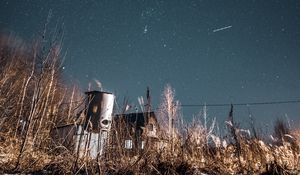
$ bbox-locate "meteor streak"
[213,25,232,32]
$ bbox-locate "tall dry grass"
[0,33,83,174]
[83,85,300,175]
[0,33,300,174]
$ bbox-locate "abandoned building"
[51,90,115,159]
[51,88,161,159]
[112,111,159,152]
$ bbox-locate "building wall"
[50,124,76,149]
[110,112,160,155]
[74,125,108,159]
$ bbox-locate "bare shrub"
[0,32,82,173]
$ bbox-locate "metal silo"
[84,91,114,132]
[75,91,114,159]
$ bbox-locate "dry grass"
[0,33,82,173]
[0,33,300,174]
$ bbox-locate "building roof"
[114,112,156,128]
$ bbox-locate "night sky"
[1,0,300,129]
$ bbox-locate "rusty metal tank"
[84,91,114,132]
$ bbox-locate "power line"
[179,100,300,108]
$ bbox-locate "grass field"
[0,34,299,175]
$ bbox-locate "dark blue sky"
[1,0,300,128]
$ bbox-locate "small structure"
[75,91,114,158]
[110,87,160,153]
[113,111,159,152]
[51,87,161,158]
[51,91,115,159]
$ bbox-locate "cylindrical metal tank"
[84,91,114,133]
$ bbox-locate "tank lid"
[85,90,113,95]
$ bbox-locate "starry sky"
[1,0,300,129]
